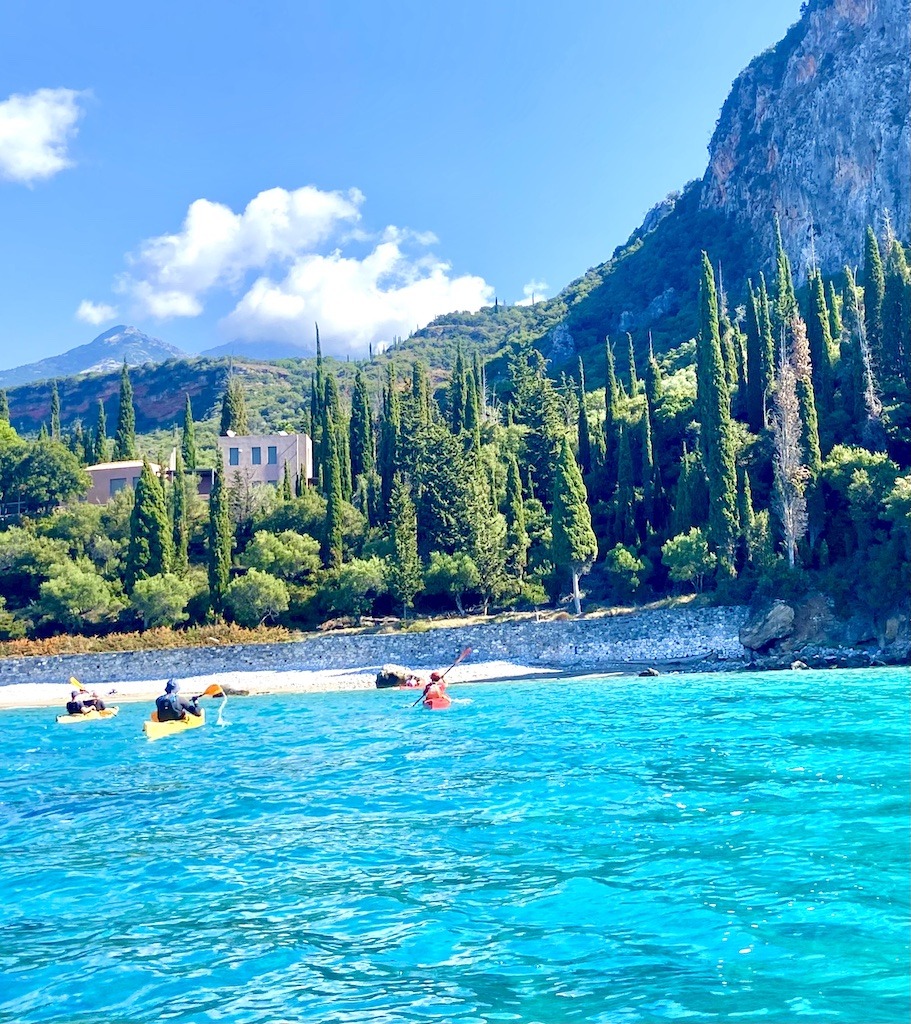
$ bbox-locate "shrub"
[225,569,289,628]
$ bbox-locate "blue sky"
[0,0,801,368]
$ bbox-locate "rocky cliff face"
[701,0,910,281]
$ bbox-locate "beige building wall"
[216,433,313,488]
[84,461,159,504]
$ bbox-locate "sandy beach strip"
[0,659,571,712]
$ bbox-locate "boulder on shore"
[739,601,795,651]
[375,664,412,689]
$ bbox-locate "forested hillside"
[0,220,908,645]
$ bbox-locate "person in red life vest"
[421,671,447,705]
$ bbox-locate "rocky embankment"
[0,607,749,688]
[738,594,910,669]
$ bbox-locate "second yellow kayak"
[56,707,120,725]
[143,708,206,741]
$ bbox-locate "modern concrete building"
[216,432,314,488]
[84,460,214,504]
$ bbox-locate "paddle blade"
[201,684,225,698]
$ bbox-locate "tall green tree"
[551,435,597,615]
[603,338,619,489]
[644,334,662,413]
[181,394,197,472]
[503,452,529,582]
[207,458,232,616]
[282,461,293,501]
[576,358,592,476]
[696,252,738,577]
[378,365,401,514]
[50,382,61,441]
[0,390,8,425]
[468,469,507,615]
[863,225,885,376]
[791,316,822,476]
[171,447,189,575]
[882,236,910,384]
[745,282,767,432]
[626,333,639,396]
[805,271,834,426]
[774,217,798,337]
[113,363,137,460]
[93,399,107,464]
[126,459,172,590]
[388,475,421,617]
[349,367,375,479]
[219,375,249,436]
[448,347,467,434]
[322,423,344,568]
[612,422,636,547]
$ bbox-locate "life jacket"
[155,693,183,722]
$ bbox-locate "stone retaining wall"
[0,606,750,686]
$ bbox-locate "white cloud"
[515,279,549,306]
[223,240,493,356]
[76,300,118,325]
[120,184,494,355]
[0,88,85,184]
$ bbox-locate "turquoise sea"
[0,667,908,1024]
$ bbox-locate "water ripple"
[0,667,907,1023]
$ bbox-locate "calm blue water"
[0,667,907,1024]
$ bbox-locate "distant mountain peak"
[0,326,189,389]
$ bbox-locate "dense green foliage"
[0,221,908,640]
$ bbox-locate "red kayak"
[423,694,452,711]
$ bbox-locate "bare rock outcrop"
[739,601,796,651]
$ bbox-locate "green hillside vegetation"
[0,219,909,643]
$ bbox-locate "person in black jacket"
[155,679,202,722]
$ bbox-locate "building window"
[229,447,240,466]
[267,446,277,465]
[252,447,262,465]
[109,478,127,496]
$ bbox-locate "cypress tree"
[827,280,843,348]
[863,225,885,375]
[551,435,598,615]
[840,266,870,425]
[411,360,433,426]
[504,453,528,582]
[207,458,232,616]
[882,236,910,384]
[388,475,422,618]
[696,252,738,577]
[468,466,507,615]
[448,347,467,434]
[806,271,834,424]
[626,334,639,396]
[323,424,344,568]
[349,367,374,479]
[644,334,662,413]
[603,338,619,489]
[791,316,822,476]
[774,217,798,337]
[672,444,696,536]
[93,399,107,464]
[50,381,61,440]
[757,273,776,403]
[219,376,248,436]
[0,389,8,424]
[378,365,400,514]
[641,392,658,534]
[464,365,482,450]
[612,422,636,547]
[172,447,189,576]
[113,363,137,460]
[576,358,592,476]
[126,459,172,590]
[38,423,49,440]
[181,394,197,472]
[745,282,767,432]
[282,461,293,501]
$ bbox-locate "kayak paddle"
[411,647,472,706]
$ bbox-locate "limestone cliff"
[701,0,910,281]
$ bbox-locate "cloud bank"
[114,185,493,356]
[0,88,85,184]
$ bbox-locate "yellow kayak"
[56,707,120,725]
[143,708,206,741]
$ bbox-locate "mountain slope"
[0,325,189,389]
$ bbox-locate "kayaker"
[66,684,107,716]
[421,671,447,703]
[155,679,202,723]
